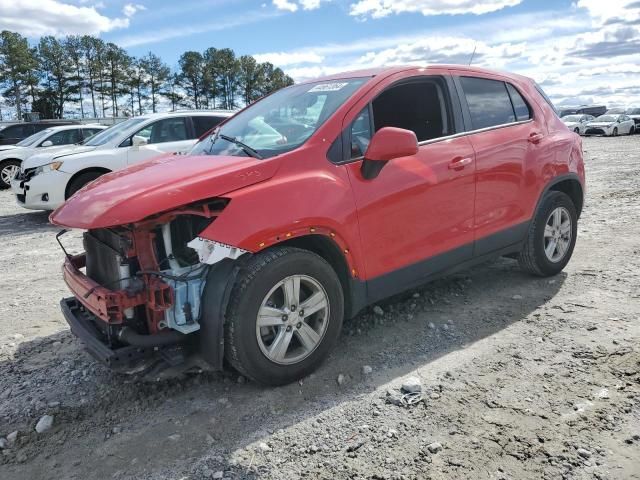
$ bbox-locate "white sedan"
[0,124,106,188]
[584,114,636,136]
[561,114,595,135]
[11,110,234,211]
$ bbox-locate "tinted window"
[1,124,33,139]
[82,128,104,139]
[135,117,188,144]
[44,129,83,146]
[460,77,515,129]
[350,107,372,158]
[506,83,531,121]
[192,116,226,137]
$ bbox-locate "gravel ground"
[0,136,639,480]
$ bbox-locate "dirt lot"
[1,136,639,480]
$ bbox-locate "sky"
[1,0,639,108]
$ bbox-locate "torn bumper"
[60,297,158,373]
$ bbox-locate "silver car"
[561,114,595,135]
[585,114,636,136]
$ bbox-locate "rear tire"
[0,159,21,189]
[66,171,104,198]
[518,191,578,277]
[224,246,344,385]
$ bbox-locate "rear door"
[344,73,476,296]
[125,116,194,164]
[454,74,544,256]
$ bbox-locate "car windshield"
[562,115,582,122]
[84,118,147,146]
[605,108,624,114]
[190,77,369,159]
[15,129,54,147]
[596,115,617,122]
[626,108,640,115]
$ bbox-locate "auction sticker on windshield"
[308,82,349,92]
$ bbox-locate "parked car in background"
[0,120,79,146]
[560,114,595,135]
[558,105,606,118]
[625,107,640,130]
[0,124,106,189]
[584,114,635,136]
[12,110,234,210]
[50,65,585,385]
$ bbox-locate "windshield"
[84,118,147,146]
[605,108,624,114]
[190,78,369,159]
[16,129,53,147]
[626,108,640,115]
[596,115,617,122]
[561,115,582,122]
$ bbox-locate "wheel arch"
[536,173,584,218]
[65,167,111,199]
[268,233,366,319]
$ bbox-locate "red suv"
[51,65,585,385]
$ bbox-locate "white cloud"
[0,0,134,36]
[350,0,522,19]
[575,0,640,25]
[123,3,146,18]
[273,0,329,11]
[273,0,298,12]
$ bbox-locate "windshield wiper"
[218,134,262,160]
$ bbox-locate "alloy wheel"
[543,206,572,263]
[256,274,330,365]
[1,164,19,186]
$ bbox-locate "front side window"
[347,78,451,159]
[82,128,104,139]
[460,76,516,129]
[135,117,188,144]
[43,129,82,146]
[191,77,368,159]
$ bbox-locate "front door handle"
[448,156,473,171]
[528,132,544,144]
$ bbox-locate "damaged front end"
[59,198,248,374]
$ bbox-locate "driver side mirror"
[361,127,419,180]
[131,135,148,147]
[41,140,53,147]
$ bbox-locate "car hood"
[22,145,97,169]
[587,122,614,127]
[562,122,579,127]
[0,145,18,152]
[50,154,281,229]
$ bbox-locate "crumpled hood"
[50,154,281,229]
[22,145,97,169]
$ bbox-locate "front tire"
[224,246,344,385]
[66,171,104,198]
[518,191,578,277]
[0,159,20,189]
[612,127,618,136]
[629,126,635,135]
[573,127,580,134]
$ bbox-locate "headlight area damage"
[58,198,250,375]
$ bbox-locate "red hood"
[50,154,281,229]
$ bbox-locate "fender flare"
[533,173,584,219]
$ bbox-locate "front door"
[345,77,476,299]
[126,116,195,165]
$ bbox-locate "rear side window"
[460,77,515,129]
[1,124,33,139]
[506,83,531,121]
[192,116,226,137]
[44,128,83,146]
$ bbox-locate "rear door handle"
[528,132,544,144]
[448,156,473,171]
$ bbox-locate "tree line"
[0,30,294,121]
